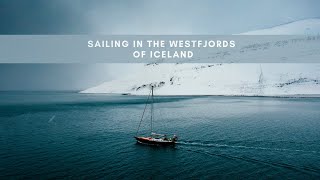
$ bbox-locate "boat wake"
[176,140,320,175]
[177,141,320,154]
[178,146,320,176]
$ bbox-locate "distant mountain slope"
[81,19,320,96]
[240,18,320,35]
[81,64,320,96]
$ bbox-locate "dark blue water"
[1,92,320,179]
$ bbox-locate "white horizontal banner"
[0,35,319,63]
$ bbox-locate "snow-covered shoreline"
[81,93,320,98]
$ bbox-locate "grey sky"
[0,0,319,34]
[0,64,105,91]
[0,64,142,91]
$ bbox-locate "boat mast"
[135,89,152,136]
[151,86,154,134]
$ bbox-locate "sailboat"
[134,85,178,146]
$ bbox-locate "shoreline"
[79,92,320,98]
[1,91,319,98]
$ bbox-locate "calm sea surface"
[1,92,320,179]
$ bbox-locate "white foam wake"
[177,141,319,154]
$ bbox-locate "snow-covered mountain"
[240,18,320,35]
[81,19,320,96]
[80,63,320,96]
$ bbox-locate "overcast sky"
[1,0,320,35]
[1,0,320,90]
[0,64,144,91]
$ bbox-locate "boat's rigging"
[151,86,154,134]
[135,86,157,135]
[135,89,152,136]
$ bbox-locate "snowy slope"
[81,19,320,96]
[240,18,320,35]
[81,63,320,96]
